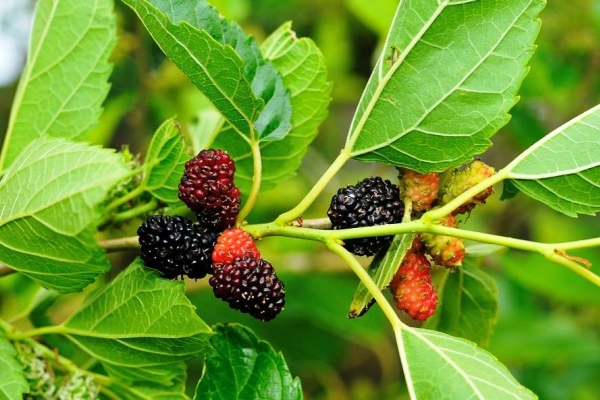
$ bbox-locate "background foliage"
[1,0,599,399]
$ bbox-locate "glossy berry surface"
[209,256,285,321]
[327,177,403,256]
[137,215,217,279]
[179,149,241,230]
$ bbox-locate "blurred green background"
[1,1,600,399]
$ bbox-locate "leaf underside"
[399,328,536,399]
[505,103,600,217]
[347,0,545,173]
[0,331,28,400]
[0,0,116,171]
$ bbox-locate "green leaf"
[0,0,116,171]
[346,0,544,172]
[195,324,302,400]
[505,103,600,216]
[0,331,28,400]
[142,119,188,206]
[348,233,414,318]
[423,264,499,347]
[0,137,129,293]
[214,22,332,194]
[61,260,211,385]
[398,328,535,399]
[148,0,292,141]
[122,0,263,138]
[108,376,187,400]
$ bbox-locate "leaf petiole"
[276,150,351,225]
[237,141,262,224]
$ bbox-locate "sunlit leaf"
[505,103,600,216]
[347,0,544,172]
[62,260,211,385]
[398,327,535,399]
[0,0,116,170]
[147,0,292,141]
[0,138,129,293]
[122,0,263,139]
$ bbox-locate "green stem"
[9,324,65,340]
[104,184,146,214]
[237,141,262,224]
[554,236,600,251]
[245,219,600,287]
[425,168,509,221]
[326,241,405,330]
[545,251,600,286]
[276,150,351,225]
[99,236,140,252]
[110,199,158,223]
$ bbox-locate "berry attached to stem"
[327,177,403,256]
[390,251,438,321]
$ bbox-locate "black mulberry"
[137,215,217,279]
[178,149,241,231]
[327,177,403,256]
[209,256,285,321]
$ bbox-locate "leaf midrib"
[350,1,530,157]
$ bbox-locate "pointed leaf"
[148,0,292,141]
[62,260,211,385]
[214,22,332,194]
[0,0,116,171]
[0,138,129,293]
[398,328,535,399]
[143,119,187,206]
[346,0,544,172]
[122,0,263,138]
[505,103,600,216]
[0,331,29,400]
[423,264,499,347]
[195,324,302,400]
[348,233,414,318]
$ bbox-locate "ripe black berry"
[327,177,403,256]
[137,215,217,279]
[179,149,241,231]
[209,256,285,321]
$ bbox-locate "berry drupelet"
[137,215,217,280]
[179,149,241,231]
[209,256,285,321]
[212,228,261,267]
[327,177,403,256]
[390,251,438,321]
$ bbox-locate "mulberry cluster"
[327,177,403,256]
[137,149,285,321]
